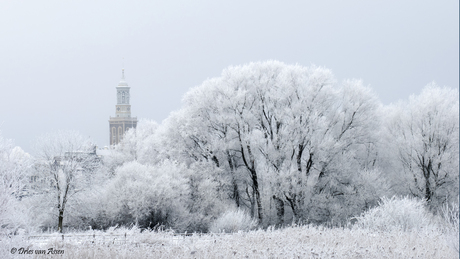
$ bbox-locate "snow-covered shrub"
[300,168,390,227]
[209,209,258,233]
[439,199,459,252]
[182,162,229,233]
[93,160,191,231]
[440,199,459,229]
[353,196,434,232]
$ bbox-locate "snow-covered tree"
[32,130,99,233]
[101,119,160,178]
[116,119,159,165]
[385,84,459,207]
[176,61,384,224]
[0,132,32,233]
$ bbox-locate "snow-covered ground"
[1,225,457,259]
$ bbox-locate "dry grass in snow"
[1,224,457,259]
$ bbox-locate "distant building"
[109,69,137,145]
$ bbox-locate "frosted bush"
[209,209,258,233]
[441,199,459,230]
[353,196,434,232]
[440,200,459,252]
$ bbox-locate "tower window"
[118,126,123,143]
[112,127,116,144]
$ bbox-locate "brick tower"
[109,69,137,145]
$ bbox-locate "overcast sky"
[0,0,458,154]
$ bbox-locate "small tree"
[386,84,459,207]
[0,132,32,233]
[34,130,99,233]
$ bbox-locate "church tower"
[109,69,137,145]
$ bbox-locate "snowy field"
[1,225,457,259]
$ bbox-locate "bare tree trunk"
[246,186,255,218]
[252,175,263,222]
[233,181,240,207]
[305,153,313,177]
[58,210,64,233]
[227,152,240,207]
[285,194,298,222]
[423,159,433,201]
[297,144,304,172]
[239,130,263,222]
[424,168,432,201]
[273,195,284,226]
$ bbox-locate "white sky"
[0,0,458,154]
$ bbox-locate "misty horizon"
[0,1,458,154]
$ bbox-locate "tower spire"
[121,57,125,79]
[118,68,128,86]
